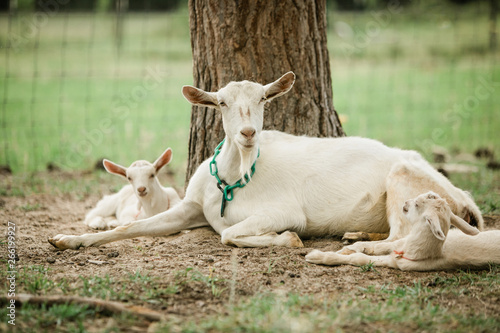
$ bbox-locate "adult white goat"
[306,192,500,271]
[49,72,483,250]
[84,148,181,229]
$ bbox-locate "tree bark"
[186,0,345,183]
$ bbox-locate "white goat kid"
[49,72,483,250]
[84,148,181,229]
[306,192,500,271]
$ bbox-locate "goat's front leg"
[220,214,305,248]
[49,200,208,250]
[338,239,402,256]
[306,250,396,268]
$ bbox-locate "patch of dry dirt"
[1,171,499,330]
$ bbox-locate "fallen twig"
[87,259,108,265]
[1,294,164,321]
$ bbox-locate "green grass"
[10,303,95,332]
[24,267,56,294]
[18,202,44,211]
[359,261,377,273]
[1,168,133,199]
[174,267,227,298]
[449,167,500,215]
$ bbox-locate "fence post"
[490,0,498,51]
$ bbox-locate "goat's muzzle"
[137,187,147,197]
[402,202,409,214]
[240,127,256,140]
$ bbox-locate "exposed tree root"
[1,294,164,322]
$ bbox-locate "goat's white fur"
[83,148,181,229]
[306,192,500,271]
[49,72,483,250]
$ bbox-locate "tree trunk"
[186,0,345,183]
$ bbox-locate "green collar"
[209,139,260,217]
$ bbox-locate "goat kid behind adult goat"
[84,148,181,229]
[306,192,500,271]
[49,72,483,250]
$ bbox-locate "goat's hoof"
[86,218,108,230]
[342,232,369,242]
[339,242,371,255]
[89,226,106,230]
[305,250,325,264]
[48,237,68,250]
[337,247,356,255]
[48,234,82,251]
[342,232,389,242]
[283,231,304,248]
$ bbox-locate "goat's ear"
[182,86,219,109]
[425,214,446,241]
[450,212,480,236]
[153,148,172,173]
[264,71,295,101]
[103,159,127,178]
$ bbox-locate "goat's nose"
[240,127,256,139]
[137,186,146,193]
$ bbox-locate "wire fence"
[1,5,192,175]
[0,1,498,177]
[329,2,499,159]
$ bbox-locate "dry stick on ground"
[1,294,164,322]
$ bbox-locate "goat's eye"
[149,174,154,179]
[127,177,132,181]
[218,101,226,107]
[260,97,267,103]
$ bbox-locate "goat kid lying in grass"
[49,72,482,251]
[84,148,181,229]
[306,192,500,271]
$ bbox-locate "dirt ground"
[1,171,499,331]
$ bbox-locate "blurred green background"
[0,0,498,179]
